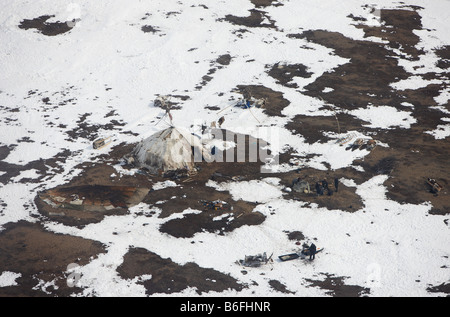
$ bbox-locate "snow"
[434,88,450,106]
[0,0,449,297]
[349,105,417,129]
[390,75,442,91]
[206,178,284,203]
[152,180,179,191]
[425,123,450,140]
[0,271,21,287]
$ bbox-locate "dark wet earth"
[1,1,449,297]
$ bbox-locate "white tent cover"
[132,127,211,172]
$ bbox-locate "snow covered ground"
[0,0,449,297]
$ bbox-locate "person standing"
[309,243,317,261]
[322,179,328,191]
[315,182,323,196]
[334,177,339,192]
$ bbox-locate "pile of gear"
[236,97,267,109]
[237,252,273,268]
[292,178,311,194]
[292,177,340,196]
[427,178,443,195]
[199,199,232,211]
[346,138,377,151]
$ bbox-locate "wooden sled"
[278,253,300,262]
[336,133,356,145]
[427,178,443,193]
[93,137,112,150]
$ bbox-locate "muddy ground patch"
[117,247,243,295]
[0,221,105,296]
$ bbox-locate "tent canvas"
[131,127,211,173]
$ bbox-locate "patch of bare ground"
[117,247,243,295]
[0,221,106,296]
[434,45,450,70]
[305,273,370,297]
[267,63,312,88]
[34,194,129,228]
[222,10,276,29]
[157,185,264,238]
[141,25,161,34]
[18,15,75,36]
[221,0,283,29]
[273,168,365,213]
[269,279,295,294]
[285,113,371,144]
[291,28,408,109]
[354,9,424,60]
[235,84,290,117]
[427,282,450,296]
[250,0,283,8]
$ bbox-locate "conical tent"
[131,127,210,173]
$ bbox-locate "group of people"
[315,178,339,196]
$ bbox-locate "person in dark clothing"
[334,178,339,192]
[315,182,323,196]
[309,243,317,261]
[322,179,328,191]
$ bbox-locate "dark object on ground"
[200,200,231,211]
[18,15,75,36]
[427,178,443,194]
[278,253,300,261]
